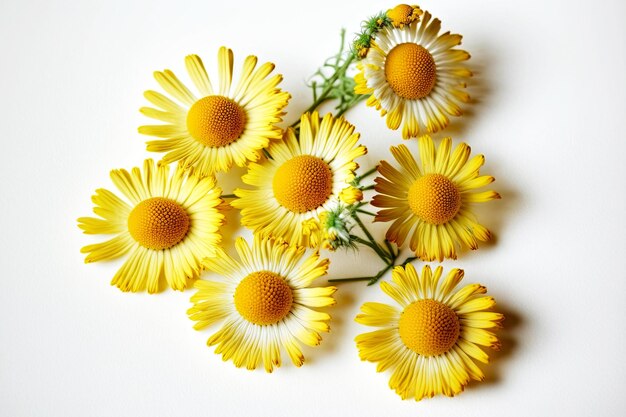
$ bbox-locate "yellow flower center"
[407,174,461,224]
[127,197,190,250]
[385,43,436,100]
[387,4,415,26]
[234,271,293,325]
[398,299,460,356]
[272,155,333,213]
[186,95,246,147]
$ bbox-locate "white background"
[1,0,625,415]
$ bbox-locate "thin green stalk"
[352,213,393,260]
[329,259,395,284]
[328,276,371,283]
[351,235,390,264]
[330,254,416,285]
[334,106,349,119]
[383,239,396,258]
[367,263,395,286]
[291,54,356,129]
[355,166,378,183]
[335,93,368,117]
[291,28,368,129]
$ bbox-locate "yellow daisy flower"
[355,9,471,138]
[372,135,499,262]
[139,47,290,176]
[78,159,226,293]
[338,185,364,204]
[231,112,367,247]
[355,264,503,401]
[387,4,423,28]
[188,236,336,372]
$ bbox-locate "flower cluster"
[78,3,505,403]
[352,4,423,58]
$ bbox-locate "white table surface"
[1,0,625,415]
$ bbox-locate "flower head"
[139,47,290,176]
[188,236,336,372]
[77,159,226,293]
[387,4,423,28]
[232,112,367,247]
[355,9,471,137]
[373,135,500,261]
[355,264,503,400]
[319,200,357,251]
[339,185,364,204]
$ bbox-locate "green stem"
[355,208,376,216]
[329,245,403,286]
[360,184,375,191]
[222,194,236,199]
[329,258,396,284]
[351,236,390,264]
[400,256,418,266]
[384,239,396,258]
[355,166,378,183]
[352,213,393,260]
[367,263,395,286]
[334,92,368,119]
[328,276,371,283]
[290,54,355,129]
[334,106,349,119]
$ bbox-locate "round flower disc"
[384,43,436,100]
[388,4,416,27]
[272,155,333,213]
[408,173,461,225]
[398,299,460,356]
[128,197,190,250]
[186,95,246,147]
[234,271,293,325]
